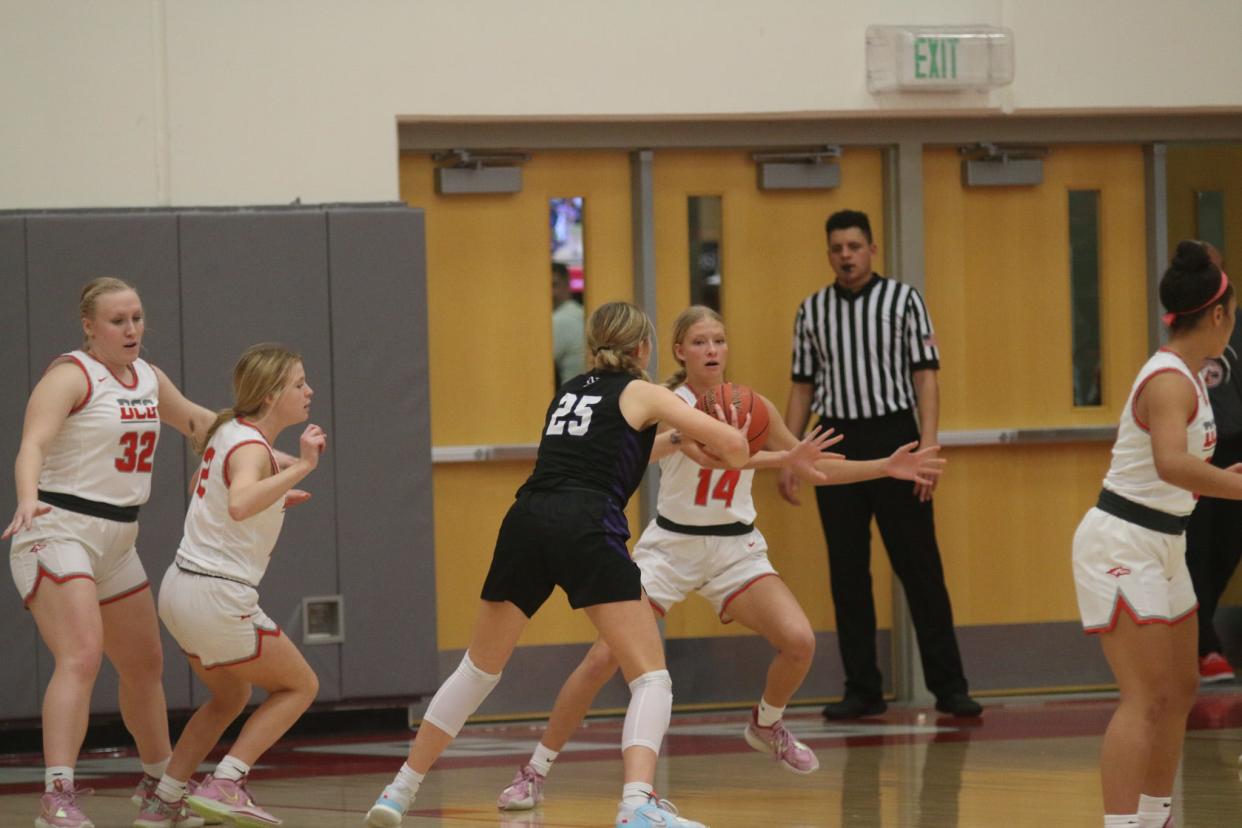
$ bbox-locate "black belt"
[39,489,139,523]
[1096,488,1189,536]
[656,515,753,537]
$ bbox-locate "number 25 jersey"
[521,371,657,505]
[39,350,161,507]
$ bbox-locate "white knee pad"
[422,653,502,738]
[621,669,672,753]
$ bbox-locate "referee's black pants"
[814,411,970,702]
[1186,431,1242,657]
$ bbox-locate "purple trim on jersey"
[611,427,645,503]
[602,499,631,540]
[605,533,632,560]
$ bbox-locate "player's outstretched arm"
[622,381,749,468]
[813,441,944,487]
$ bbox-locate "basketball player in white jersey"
[134,344,324,828]
[4,277,225,828]
[497,305,944,811]
[1072,241,1241,828]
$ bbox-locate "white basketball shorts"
[158,563,280,669]
[633,521,778,623]
[1072,507,1197,633]
[9,506,147,606]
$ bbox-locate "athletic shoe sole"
[366,803,404,828]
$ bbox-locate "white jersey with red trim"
[39,350,161,507]
[177,419,284,586]
[1103,349,1217,516]
[657,385,757,526]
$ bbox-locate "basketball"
[695,382,770,455]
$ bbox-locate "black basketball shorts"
[481,488,642,617]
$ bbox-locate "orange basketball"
[694,382,770,455]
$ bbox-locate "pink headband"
[1162,270,1230,326]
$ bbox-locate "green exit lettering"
[913,36,959,80]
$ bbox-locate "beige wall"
[3,0,1242,208]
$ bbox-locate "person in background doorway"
[551,262,586,389]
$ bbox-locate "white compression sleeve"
[422,653,502,738]
[621,670,672,752]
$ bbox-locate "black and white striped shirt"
[790,275,940,420]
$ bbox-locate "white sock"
[529,743,558,777]
[757,697,785,728]
[386,763,424,806]
[1137,794,1172,828]
[621,670,672,752]
[1104,816,1139,827]
[155,775,187,804]
[142,757,170,781]
[213,755,250,782]
[620,781,653,811]
[45,766,73,792]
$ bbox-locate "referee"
[779,209,980,719]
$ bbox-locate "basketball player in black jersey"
[366,302,829,828]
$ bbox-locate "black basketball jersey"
[520,370,657,505]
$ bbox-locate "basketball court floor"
[2,690,1240,827]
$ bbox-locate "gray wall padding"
[327,209,437,699]
[0,217,39,720]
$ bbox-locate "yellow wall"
[1166,143,1242,266]
[400,151,638,649]
[923,145,1149,625]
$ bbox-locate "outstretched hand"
[785,426,844,486]
[2,502,52,541]
[882,441,945,500]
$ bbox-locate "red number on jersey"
[115,431,156,473]
[694,468,741,509]
[195,447,216,498]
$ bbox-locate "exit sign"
[866,25,1015,92]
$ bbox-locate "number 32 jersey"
[39,350,161,507]
[521,371,657,505]
[657,385,756,526]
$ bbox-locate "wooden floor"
[2,691,1241,827]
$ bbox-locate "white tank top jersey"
[1103,349,1217,516]
[177,419,283,586]
[657,385,758,526]
[39,350,161,507]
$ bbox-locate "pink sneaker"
[186,775,281,827]
[1200,652,1235,683]
[743,707,820,774]
[496,764,546,811]
[131,774,158,807]
[37,779,95,828]
[134,791,206,828]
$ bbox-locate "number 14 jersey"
[39,350,161,507]
[657,385,756,526]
